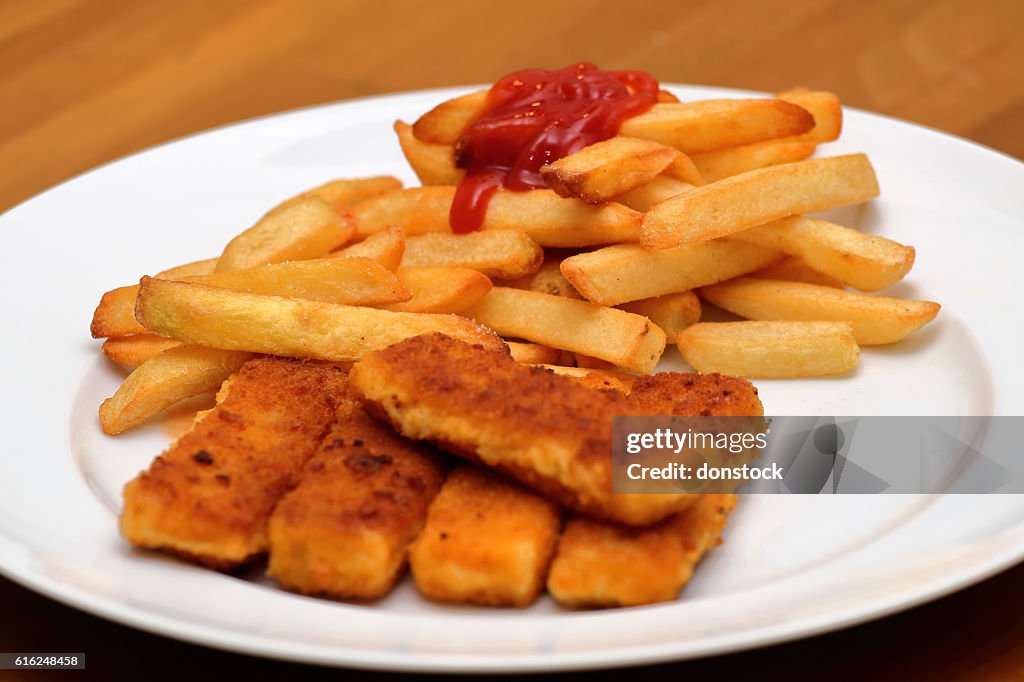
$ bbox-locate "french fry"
[135,277,505,359]
[663,152,706,186]
[383,267,492,314]
[678,321,860,378]
[273,176,403,215]
[730,216,915,291]
[618,99,815,154]
[216,197,355,272]
[751,256,844,288]
[394,120,464,186]
[642,154,880,248]
[353,186,641,247]
[102,335,182,369]
[560,239,781,306]
[506,341,564,365]
[690,141,816,183]
[329,225,406,271]
[91,285,148,337]
[615,176,694,212]
[777,89,843,143]
[92,258,410,338]
[573,353,616,370]
[540,136,679,204]
[532,365,635,393]
[98,345,252,435]
[464,287,665,373]
[352,187,454,236]
[412,89,487,144]
[402,230,542,279]
[156,257,219,278]
[189,257,410,305]
[617,291,701,343]
[699,277,941,344]
[499,256,582,299]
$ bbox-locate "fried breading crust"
[409,466,561,607]
[547,494,737,608]
[348,333,693,526]
[267,380,447,600]
[628,371,763,417]
[120,357,346,569]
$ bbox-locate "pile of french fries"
[92,85,940,435]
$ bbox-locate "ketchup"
[450,63,659,233]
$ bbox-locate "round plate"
[1,85,1023,673]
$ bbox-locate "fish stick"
[409,466,561,607]
[547,372,759,608]
[120,357,346,569]
[547,494,737,608]
[267,380,447,600]
[348,333,694,526]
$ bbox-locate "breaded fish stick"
[348,333,693,526]
[120,357,346,569]
[547,372,758,608]
[409,466,561,607]
[268,381,447,600]
[547,495,737,608]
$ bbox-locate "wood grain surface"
[2,1,1023,680]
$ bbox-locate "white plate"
[1,85,1023,673]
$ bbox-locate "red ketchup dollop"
[450,62,659,233]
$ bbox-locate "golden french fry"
[699,277,940,344]
[190,257,410,305]
[135,277,505,359]
[412,90,487,144]
[617,291,701,343]
[353,186,641,247]
[751,256,844,288]
[678,321,860,378]
[573,353,616,370]
[776,89,843,143]
[383,267,492,314]
[619,99,815,154]
[540,136,679,204]
[731,216,915,292]
[102,335,182,369]
[99,345,252,435]
[560,240,781,306]
[663,152,706,186]
[615,176,694,212]
[395,120,464,186]
[93,258,409,338]
[464,287,665,373]
[329,225,406,271]
[402,230,542,279]
[156,257,219,278]
[691,141,816,183]
[642,154,880,249]
[92,285,148,337]
[532,364,636,393]
[499,255,582,299]
[273,176,403,215]
[506,341,564,365]
[352,187,454,236]
[217,197,354,273]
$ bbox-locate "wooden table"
[2,1,1022,679]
